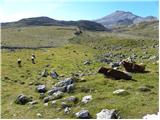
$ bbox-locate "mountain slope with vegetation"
[1,17,107,31]
[1,10,159,119]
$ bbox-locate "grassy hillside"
[1,26,76,48]
[112,21,159,39]
[1,27,159,118]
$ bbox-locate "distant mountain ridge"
[1,10,158,30]
[95,10,158,28]
[1,17,107,31]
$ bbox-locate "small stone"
[41,69,49,77]
[113,89,128,95]
[61,102,70,109]
[43,96,52,103]
[28,82,34,85]
[28,100,38,105]
[66,84,74,93]
[51,100,57,107]
[44,103,48,106]
[36,85,47,93]
[84,60,91,65]
[37,113,42,117]
[82,95,92,103]
[64,96,78,103]
[75,110,90,119]
[15,94,31,105]
[138,86,151,92]
[50,70,59,79]
[53,91,63,100]
[64,107,71,114]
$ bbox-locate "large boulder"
[75,110,90,119]
[96,109,120,119]
[15,94,32,105]
[36,85,47,93]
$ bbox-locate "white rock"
[113,89,128,95]
[82,95,92,103]
[36,113,42,117]
[64,107,71,114]
[96,109,119,119]
[143,112,160,119]
[44,103,48,106]
[51,100,57,106]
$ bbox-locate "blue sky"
[0,0,159,22]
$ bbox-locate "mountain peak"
[95,10,157,28]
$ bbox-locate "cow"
[98,67,132,80]
[120,61,145,73]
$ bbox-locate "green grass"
[1,26,159,119]
[1,26,76,48]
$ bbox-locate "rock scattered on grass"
[55,78,74,87]
[75,110,90,119]
[52,91,64,100]
[36,113,42,118]
[61,102,71,109]
[36,85,47,93]
[28,100,38,105]
[51,100,57,107]
[44,102,49,106]
[50,70,59,79]
[82,95,92,104]
[64,107,71,114]
[96,109,120,119]
[41,69,49,77]
[138,86,151,92]
[15,94,32,105]
[43,96,52,103]
[64,96,78,103]
[143,112,160,119]
[113,89,129,95]
[84,60,91,65]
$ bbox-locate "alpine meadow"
[1,1,159,119]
